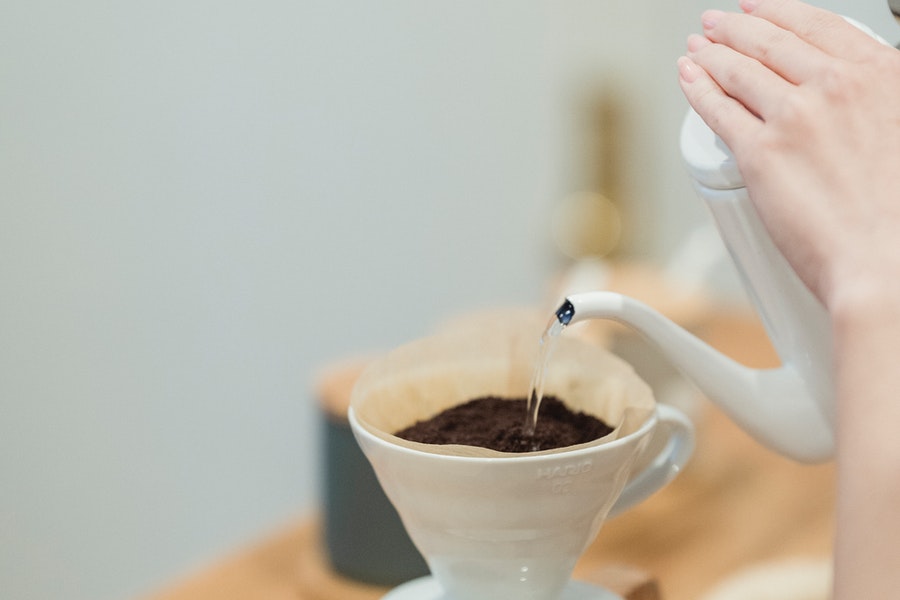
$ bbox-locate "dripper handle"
[608,404,694,518]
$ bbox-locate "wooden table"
[147,312,836,600]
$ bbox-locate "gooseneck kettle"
[554,17,889,463]
[559,106,834,462]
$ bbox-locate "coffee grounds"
[393,395,613,453]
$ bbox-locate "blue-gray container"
[317,362,429,586]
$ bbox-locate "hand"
[677,0,900,315]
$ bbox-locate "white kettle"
[558,109,834,463]
[561,16,890,463]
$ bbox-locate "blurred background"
[1,1,895,599]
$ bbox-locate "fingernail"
[701,9,724,29]
[686,33,712,53]
[739,0,758,13]
[677,56,700,84]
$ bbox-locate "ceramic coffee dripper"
[349,317,694,600]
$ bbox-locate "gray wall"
[1,1,894,599]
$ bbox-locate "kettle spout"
[562,291,834,463]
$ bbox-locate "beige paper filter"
[350,312,655,457]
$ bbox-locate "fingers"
[677,54,762,154]
[700,8,826,85]
[686,33,793,121]
[678,0,886,168]
[738,0,881,63]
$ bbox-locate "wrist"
[827,263,900,339]
[828,269,900,426]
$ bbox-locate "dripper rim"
[348,405,659,464]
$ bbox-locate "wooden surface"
[146,311,836,600]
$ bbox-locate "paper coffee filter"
[350,313,655,457]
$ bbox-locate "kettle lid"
[680,108,744,191]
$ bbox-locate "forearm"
[831,286,900,598]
